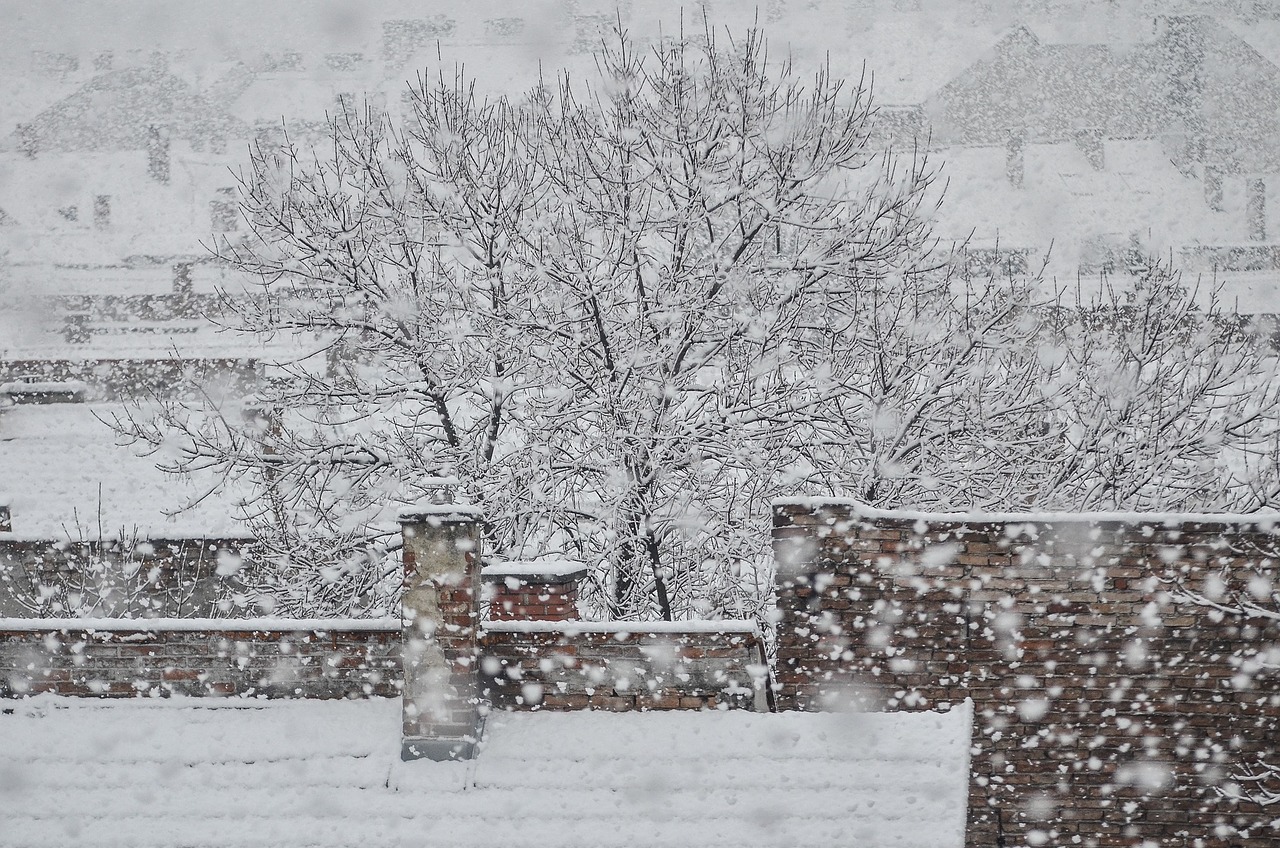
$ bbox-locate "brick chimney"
[1006,129,1025,188]
[147,125,170,184]
[172,262,194,299]
[172,262,195,317]
[1248,177,1267,242]
[62,313,90,345]
[1204,165,1224,211]
[399,481,485,761]
[482,561,587,621]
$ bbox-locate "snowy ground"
[0,697,972,848]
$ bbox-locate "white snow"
[0,404,251,539]
[0,314,319,361]
[775,497,1280,528]
[0,379,89,395]
[0,696,972,848]
[482,560,588,579]
[397,503,485,520]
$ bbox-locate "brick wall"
[0,620,770,712]
[0,537,252,617]
[481,562,585,621]
[773,500,1280,848]
[2,530,768,715]
[479,622,770,712]
[0,621,400,698]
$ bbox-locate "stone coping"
[396,504,484,522]
[774,497,1280,528]
[481,561,588,582]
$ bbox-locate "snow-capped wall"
[773,500,1280,848]
[0,621,400,698]
[480,622,770,713]
[0,518,770,711]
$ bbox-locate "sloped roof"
[14,67,244,153]
[927,16,1280,170]
[928,27,1125,144]
[0,697,972,847]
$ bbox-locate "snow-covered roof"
[925,17,1280,162]
[13,67,244,153]
[0,320,300,361]
[3,260,251,300]
[0,697,972,848]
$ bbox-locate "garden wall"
[0,619,400,698]
[2,618,767,722]
[773,499,1280,848]
[2,503,769,716]
[0,536,252,618]
[0,619,768,709]
[480,621,770,712]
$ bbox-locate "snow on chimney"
[1006,130,1025,188]
[147,126,170,184]
[1204,165,1224,212]
[1248,177,1267,242]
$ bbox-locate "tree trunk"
[612,474,673,621]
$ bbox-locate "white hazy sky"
[5,1,1263,97]
[3,2,1276,107]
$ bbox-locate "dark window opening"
[94,195,111,229]
[211,188,238,233]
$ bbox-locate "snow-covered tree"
[797,266,1056,510]
[1039,259,1280,512]
[112,26,1280,622]
[113,26,1036,620]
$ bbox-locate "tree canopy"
[117,25,1280,622]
